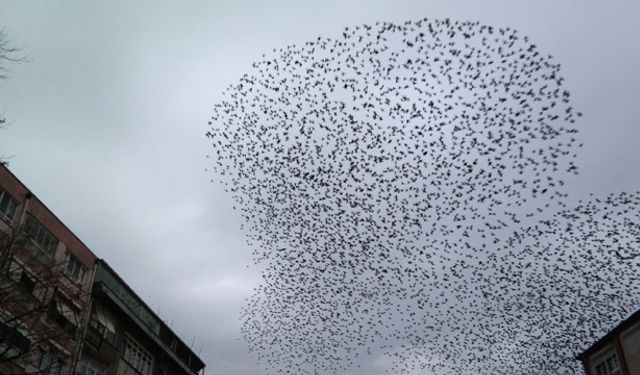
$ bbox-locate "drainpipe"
[69,261,98,374]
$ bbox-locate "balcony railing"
[0,321,31,360]
[23,240,55,266]
[93,264,161,336]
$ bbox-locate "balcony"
[92,261,204,375]
[93,265,160,335]
[84,325,118,364]
[23,240,55,266]
[0,321,31,361]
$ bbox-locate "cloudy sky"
[0,1,639,374]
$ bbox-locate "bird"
[205,17,639,375]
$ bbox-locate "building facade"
[76,260,205,375]
[578,309,640,375]
[0,164,205,375]
[0,164,96,375]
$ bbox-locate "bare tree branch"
[0,28,26,80]
[1,223,86,374]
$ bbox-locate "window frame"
[89,304,117,345]
[23,214,58,260]
[0,188,17,224]
[53,297,80,327]
[8,260,38,297]
[63,252,86,285]
[123,334,153,375]
[592,346,622,375]
[38,347,65,375]
[0,308,31,362]
[76,359,106,375]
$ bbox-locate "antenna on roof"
[198,343,204,356]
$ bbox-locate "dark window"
[594,351,621,375]
[63,252,85,284]
[0,321,31,358]
[38,348,65,375]
[89,304,116,345]
[0,189,17,223]
[19,271,35,294]
[23,215,58,259]
[49,293,79,332]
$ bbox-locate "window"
[75,358,106,375]
[19,271,36,294]
[23,214,58,259]
[9,260,36,295]
[0,322,31,360]
[594,350,621,375]
[0,189,17,223]
[123,334,153,375]
[89,304,116,344]
[63,252,86,284]
[53,298,80,327]
[38,348,65,375]
[0,309,31,361]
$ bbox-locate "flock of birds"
[206,18,640,374]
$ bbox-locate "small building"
[577,309,640,375]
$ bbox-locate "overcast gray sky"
[0,1,639,374]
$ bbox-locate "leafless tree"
[0,222,86,375]
[0,28,25,166]
[0,28,24,80]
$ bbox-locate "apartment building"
[577,309,640,375]
[0,165,96,375]
[76,260,205,375]
[0,164,205,375]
